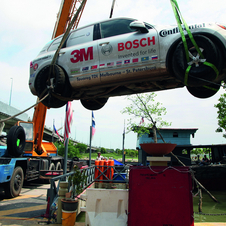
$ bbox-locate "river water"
[193,190,226,222]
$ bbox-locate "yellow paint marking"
[0,216,41,221]
[0,204,46,217]
[1,194,46,201]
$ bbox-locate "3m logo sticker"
[70,47,93,63]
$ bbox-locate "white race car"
[29,17,226,110]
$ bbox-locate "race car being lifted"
[29,8,226,110]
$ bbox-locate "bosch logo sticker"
[101,44,113,56]
[118,36,155,51]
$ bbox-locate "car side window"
[67,25,94,47]
[48,36,64,52]
[100,19,135,38]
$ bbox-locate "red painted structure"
[128,166,194,226]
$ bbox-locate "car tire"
[80,98,108,110]
[7,126,25,157]
[36,65,68,108]
[172,35,219,87]
[186,83,220,98]
[5,166,24,198]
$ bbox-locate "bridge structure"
[0,100,100,153]
[0,100,64,142]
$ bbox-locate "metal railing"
[47,164,130,220]
[48,165,95,220]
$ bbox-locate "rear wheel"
[80,98,108,110]
[7,126,25,157]
[36,65,70,108]
[5,167,24,198]
[186,83,220,98]
[172,35,219,86]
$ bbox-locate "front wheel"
[80,98,108,110]
[5,166,24,198]
[186,83,220,98]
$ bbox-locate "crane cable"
[0,93,49,124]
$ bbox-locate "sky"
[1,0,226,150]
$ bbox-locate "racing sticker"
[82,66,89,72]
[71,68,80,75]
[107,62,114,67]
[91,65,98,70]
[152,55,158,60]
[141,56,149,62]
[116,61,122,66]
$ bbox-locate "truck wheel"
[5,166,24,198]
[172,35,219,86]
[7,126,25,157]
[80,98,108,110]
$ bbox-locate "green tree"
[121,93,171,143]
[100,147,106,154]
[215,92,226,138]
[55,140,80,158]
[75,143,87,153]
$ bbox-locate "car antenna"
[109,0,116,18]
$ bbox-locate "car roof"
[53,17,138,40]
[77,17,137,30]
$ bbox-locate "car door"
[97,18,159,85]
[57,25,100,89]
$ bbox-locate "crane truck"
[0,0,87,198]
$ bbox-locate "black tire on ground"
[172,35,219,87]
[186,83,220,98]
[5,166,24,198]
[55,162,61,170]
[49,163,56,171]
[7,126,25,157]
[80,98,108,110]
[36,65,68,108]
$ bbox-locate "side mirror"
[130,21,149,33]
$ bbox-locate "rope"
[49,0,86,80]
[170,0,219,86]
[0,93,49,124]
[194,212,226,216]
